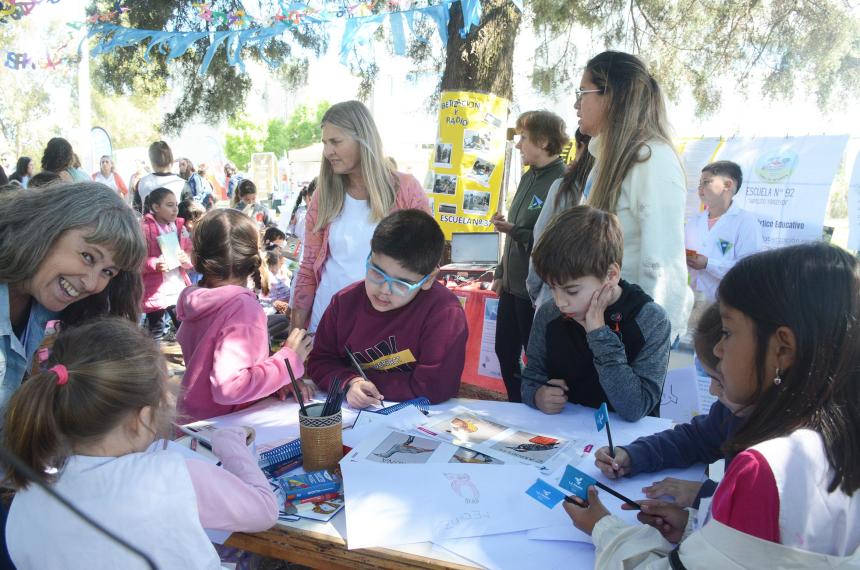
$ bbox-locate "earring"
[773,368,782,386]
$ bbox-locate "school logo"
[755,150,798,183]
[718,239,733,255]
[528,195,544,210]
[353,337,416,373]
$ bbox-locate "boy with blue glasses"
[307,209,468,408]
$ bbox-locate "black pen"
[344,343,384,407]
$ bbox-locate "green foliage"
[263,101,329,157]
[224,116,265,171]
[87,0,326,133]
[527,0,860,116]
[91,90,160,149]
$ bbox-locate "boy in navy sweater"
[307,210,468,407]
[521,206,671,421]
[594,302,747,508]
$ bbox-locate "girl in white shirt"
[575,50,693,339]
[2,317,278,569]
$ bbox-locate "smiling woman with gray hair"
[0,182,145,408]
[291,100,429,332]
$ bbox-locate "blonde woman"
[291,100,429,331]
[575,51,692,338]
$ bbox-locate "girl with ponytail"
[175,209,313,422]
[3,317,279,568]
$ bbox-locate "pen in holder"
[298,403,343,472]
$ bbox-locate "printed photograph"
[428,196,435,214]
[484,112,503,129]
[466,157,495,187]
[491,431,567,465]
[368,432,440,464]
[428,413,507,445]
[463,129,493,153]
[434,142,453,167]
[462,190,492,215]
[432,173,458,195]
[439,203,457,214]
[449,448,504,465]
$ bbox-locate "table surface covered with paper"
[200,396,705,569]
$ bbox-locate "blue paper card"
[559,465,597,500]
[594,402,609,432]
[525,479,565,508]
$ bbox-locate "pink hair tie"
[51,365,69,386]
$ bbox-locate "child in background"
[521,205,671,421]
[176,209,313,422]
[565,243,860,568]
[234,179,271,228]
[265,249,290,313]
[685,161,763,303]
[141,187,192,341]
[593,302,746,508]
[2,317,278,568]
[264,226,287,251]
[178,199,205,285]
[307,209,467,407]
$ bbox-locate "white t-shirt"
[93,171,119,193]
[309,195,377,331]
[137,172,188,204]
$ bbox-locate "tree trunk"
[440,0,521,100]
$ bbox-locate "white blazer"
[685,201,764,302]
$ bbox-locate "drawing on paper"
[369,433,439,464]
[445,472,480,504]
[491,431,567,465]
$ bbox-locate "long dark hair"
[41,137,74,173]
[719,243,860,494]
[555,129,594,209]
[10,156,31,183]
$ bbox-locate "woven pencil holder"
[299,403,343,472]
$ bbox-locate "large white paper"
[659,367,701,423]
[341,463,556,549]
[439,531,595,570]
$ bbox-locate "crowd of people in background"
[0,49,856,569]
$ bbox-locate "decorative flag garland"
[3,0,523,74]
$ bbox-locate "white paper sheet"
[659,367,701,423]
[340,462,556,549]
[439,531,595,570]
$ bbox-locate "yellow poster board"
[428,91,510,239]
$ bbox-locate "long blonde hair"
[314,101,398,231]
[585,51,677,213]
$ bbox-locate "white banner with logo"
[713,136,848,248]
[847,150,860,251]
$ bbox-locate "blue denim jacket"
[0,283,58,411]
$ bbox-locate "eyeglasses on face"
[575,88,604,102]
[365,254,432,296]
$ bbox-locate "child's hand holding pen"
[534,378,569,414]
[284,328,313,361]
[345,377,384,409]
[594,446,632,479]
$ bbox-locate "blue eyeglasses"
[365,254,432,296]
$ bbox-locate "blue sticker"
[559,465,597,500]
[528,195,544,210]
[525,479,565,508]
[594,402,609,432]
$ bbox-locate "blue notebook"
[258,438,302,472]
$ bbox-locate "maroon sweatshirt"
[307,280,468,404]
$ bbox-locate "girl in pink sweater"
[177,209,313,422]
[3,317,278,568]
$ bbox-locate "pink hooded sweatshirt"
[176,285,305,422]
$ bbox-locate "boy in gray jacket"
[521,205,670,421]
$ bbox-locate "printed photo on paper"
[434,142,453,167]
[491,431,568,465]
[428,413,507,445]
[433,173,458,195]
[439,203,457,214]
[466,158,495,188]
[462,190,492,215]
[463,129,493,153]
[368,432,441,464]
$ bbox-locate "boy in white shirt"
[685,160,763,303]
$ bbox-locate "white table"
[204,397,705,569]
